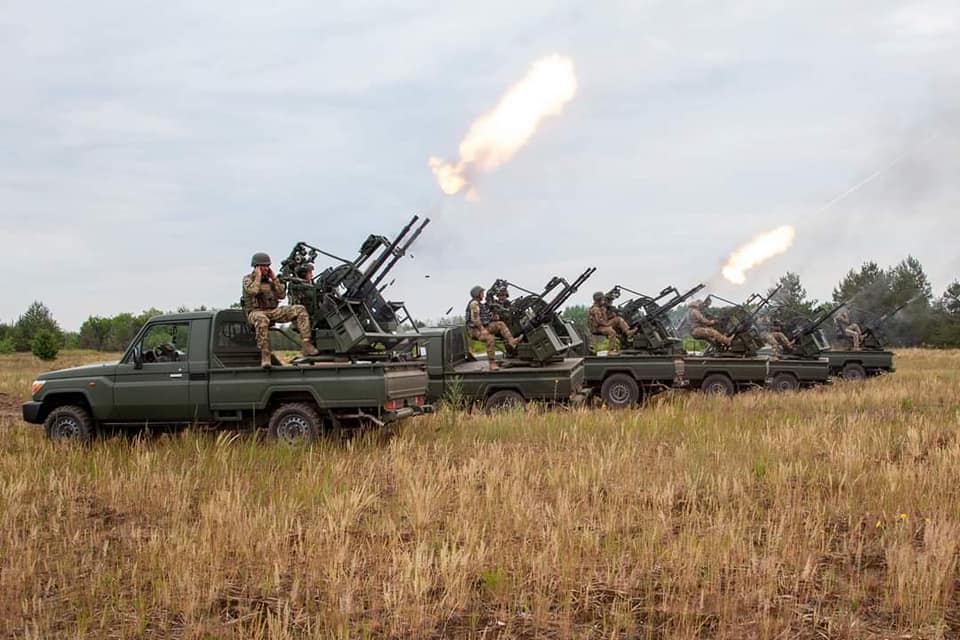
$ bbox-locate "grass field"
[2,349,960,638]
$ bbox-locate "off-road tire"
[771,372,799,392]
[44,405,94,443]
[600,373,641,409]
[840,363,866,381]
[701,373,735,396]
[268,402,321,443]
[484,390,526,411]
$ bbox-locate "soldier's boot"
[723,335,734,347]
[488,357,500,371]
[260,349,272,369]
[301,339,320,357]
[509,334,523,349]
[626,327,638,337]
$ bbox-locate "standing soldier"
[243,252,320,368]
[687,299,733,347]
[588,291,635,355]
[834,307,863,351]
[466,285,522,371]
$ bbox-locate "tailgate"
[384,365,428,399]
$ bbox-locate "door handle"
[169,373,183,379]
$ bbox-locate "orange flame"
[429,54,578,198]
[722,225,796,285]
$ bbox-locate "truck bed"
[444,357,585,403]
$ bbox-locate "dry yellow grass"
[1,349,959,638]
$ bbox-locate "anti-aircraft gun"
[701,286,782,357]
[779,302,847,359]
[277,215,430,360]
[485,268,596,365]
[605,283,706,354]
[853,294,924,350]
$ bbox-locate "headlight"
[31,380,45,396]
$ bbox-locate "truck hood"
[38,361,119,380]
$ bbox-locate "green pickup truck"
[419,327,586,409]
[22,310,430,442]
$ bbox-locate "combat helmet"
[470,285,484,299]
[593,291,605,302]
[251,252,272,267]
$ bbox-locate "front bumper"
[22,401,43,424]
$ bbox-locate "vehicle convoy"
[417,271,594,408]
[780,297,919,379]
[23,310,429,442]
[24,217,437,442]
[692,287,831,393]
[579,284,830,406]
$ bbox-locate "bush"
[31,329,60,361]
[0,337,13,354]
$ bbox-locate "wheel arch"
[38,392,95,423]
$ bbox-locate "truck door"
[114,320,193,422]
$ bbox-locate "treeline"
[0,303,214,359]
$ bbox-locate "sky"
[3,0,959,329]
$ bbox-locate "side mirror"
[132,346,143,370]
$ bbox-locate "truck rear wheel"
[484,390,526,411]
[44,405,94,443]
[600,373,640,409]
[268,402,321,443]
[771,372,799,392]
[701,374,735,396]
[840,363,866,381]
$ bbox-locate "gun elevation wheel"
[771,372,799,392]
[44,405,94,443]
[701,374,735,396]
[601,373,640,408]
[840,363,866,381]
[268,402,321,443]
[484,390,526,411]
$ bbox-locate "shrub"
[31,329,60,361]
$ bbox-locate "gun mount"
[485,268,596,364]
[701,286,782,357]
[606,283,706,354]
[854,294,924,350]
[779,302,846,359]
[278,215,430,359]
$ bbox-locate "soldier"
[688,299,733,347]
[758,314,793,353]
[588,291,635,355]
[834,307,863,351]
[287,262,315,308]
[243,252,320,368]
[466,285,522,371]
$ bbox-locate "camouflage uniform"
[834,310,862,350]
[689,307,732,346]
[466,296,519,367]
[588,302,631,352]
[242,270,312,352]
[758,318,792,353]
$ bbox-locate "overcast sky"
[3,0,959,329]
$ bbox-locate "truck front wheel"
[771,372,799,392]
[268,403,321,443]
[840,363,866,381]
[484,390,526,411]
[701,374,735,396]
[600,374,640,409]
[44,405,94,443]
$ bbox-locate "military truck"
[23,310,430,443]
[779,297,919,379]
[579,284,829,406]
[418,326,586,409]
